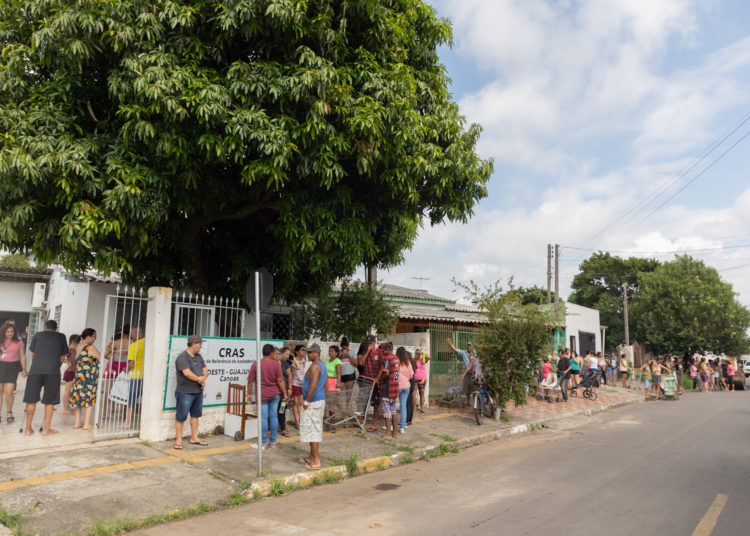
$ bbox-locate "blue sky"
[381,0,750,306]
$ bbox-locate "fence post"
[140,286,173,441]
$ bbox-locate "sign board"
[245,268,273,312]
[163,335,284,410]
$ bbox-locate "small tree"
[292,280,398,341]
[463,282,557,408]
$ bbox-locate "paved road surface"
[135,390,748,536]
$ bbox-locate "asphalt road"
[135,389,749,536]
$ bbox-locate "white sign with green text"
[163,336,283,410]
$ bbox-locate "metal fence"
[428,323,480,397]
[171,291,246,338]
[94,286,148,438]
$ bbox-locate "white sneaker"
[399,428,405,434]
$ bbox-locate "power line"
[561,243,750,255]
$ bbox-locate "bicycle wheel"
[484,394,496,419]
[474,392,484,425]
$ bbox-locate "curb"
[244,396,643,499]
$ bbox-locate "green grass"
[223,493,249,507]
[499,412,511,423]
[87,503,212,536]
[329,452,360,476]
[430,433,457,442]
[0,506,23,534]
[270,479,295,496]
[323,470,344,484]
[378,439,397,448]
[238,480,253,489]
[252,489,263,501]
[420,442,459,460]
[400,454,415,464]
[255,467,270,478]
[140,440,151,448]
[396,445,414,453]
[311,474,324,485]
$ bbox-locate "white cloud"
[383,1,750,314]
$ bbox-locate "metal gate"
[428,323,479,396]
[94,287,148,438]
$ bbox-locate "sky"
[380,0,750,307]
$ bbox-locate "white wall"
[0,281,35,311]
[564,302,602,354]
[47,270,90,338]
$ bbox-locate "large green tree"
[0,0,492,300]
[568,252,660,350]
[630,256,750,358]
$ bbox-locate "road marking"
[692,494,729,536]
[1,412,456,491]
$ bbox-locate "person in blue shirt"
[447,338,478,408]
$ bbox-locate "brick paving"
[438,384,642,422]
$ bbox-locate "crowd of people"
[0,318,145,435]
[231,336,431,469]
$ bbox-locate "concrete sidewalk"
[0,385,643,535]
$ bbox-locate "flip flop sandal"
[174,443,183,450]
[189,440,208,446]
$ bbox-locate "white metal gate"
[173,304,215,337]
[93,287,148,438]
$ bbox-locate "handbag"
[109,371,131,405]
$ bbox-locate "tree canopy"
[568,252,660,350]
[0,0,492,301]
[0,253,33,269]
[630,256,750,358]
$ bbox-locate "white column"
[139,286,173,441]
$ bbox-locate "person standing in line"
[124,326,145,429]
[290,345,307,429]
[276,347,293,437]
[413,348,430,413]
[396,347,413,434]
[247,344,285,449]
[69,328,101,430]
[557,350,571,402]
[689,359,698,391]
[0,320,27,424]
[173,335,208,449]
[586,351,600,397]
[726,358,736,392]
[339,337,357,410]
[355,335,376,377]
[597,352,607,387]
[325,346,342,392]
[405,350,417,427]
[61,334,81,416]
[446,338,477,408]
[619,354,629,388]
[299,343,326,469]
[377,342,400,439]
[640,360,654,400]
[651,358,670,399]
[569,350,581,388]
[362,340,384,433]
[23,319,68,435]
[673,357,684,395]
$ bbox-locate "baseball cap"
[467,341,473,346]
[384,341,393,351]
[366,334,376,343]
[306,343,321,354]
[187,334,203,346]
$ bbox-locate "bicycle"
[472,379,497,425]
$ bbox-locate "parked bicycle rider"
[447,338,478,408]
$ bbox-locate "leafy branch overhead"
[0,0,492,300]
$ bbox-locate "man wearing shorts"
[173,335,208,449]
[377,342,400,439]
[23,320,68,435]
[300,343,326,469]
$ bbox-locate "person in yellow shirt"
[124,327,144,428]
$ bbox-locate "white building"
[561,302,604,355]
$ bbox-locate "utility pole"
[547,244,552,303]
[411,276,431,290]
[623,282,630,345]
[554,244,559,304]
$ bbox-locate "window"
[54,305,61,326]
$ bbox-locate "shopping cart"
[324,376,377,433]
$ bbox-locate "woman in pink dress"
[413,348,431,413]
[0,321,26,423]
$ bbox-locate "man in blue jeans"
[174,334,208,449]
